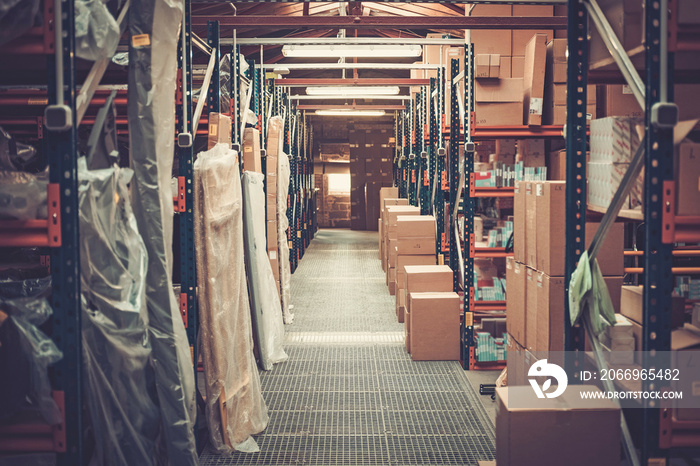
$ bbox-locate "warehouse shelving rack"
[564,0,700,462]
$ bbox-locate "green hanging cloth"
[568,251,617,337]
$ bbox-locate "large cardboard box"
[388,267,397,295]
[208,112,232,149]
[401,265,453,326]
[468,4,513,57]
[676,140,700,216]
[409,292,460,361]
[525,267,538,351]
[511,56,525,79]
[475,54,501,79]
[545,38,567,84]
[242,127,262,173]
[535,272,565,352]
[525,182,538,268]
[523,33,548,126]
[589,0,642,65]
[547,149,566,181]
[506,258,527,347]
[396,237,436,255]
[475,78,524,126]
[671,328,700,420]
[518,139,545,167]
[513,182,526,263]
[536,182,625,276]
[380,188,400,211]
[396,215,436,239]
[495,386,620,466]
[620,285,686,329]
[604,85,644,119]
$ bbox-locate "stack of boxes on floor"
[508,180,624,362]
[349,125,395,230]
[378,188,460,362]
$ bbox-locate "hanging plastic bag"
[75,0,120,61]
[0,127,41,172]
[0,170,48,220]
[77,158,162,465]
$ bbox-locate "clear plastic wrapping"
[77,159,162,465]
[0,126,40,172]
[0,279,63,426]
[219,53,231,115]
[277,151,293,324]
[127,0,198,463]
[0,170,48,220]
[0,0,40,46]
[241,170,288,370]
[75,0,120,61]
[194,144,268,453]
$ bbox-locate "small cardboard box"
[506,257,527,347]
[474,78,525,126]
[476,54,501,78]
[495,386,620,466]
[523,33,548,125]
[396,215,436,239]
[513,182,526,263]
[242,127,262,173]
[208,112,232,149]
[525,182,538,268]
[409,292,460,361]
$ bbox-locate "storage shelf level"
[587,203,643,221]
[474,247,513,258]
[472,187,514,198]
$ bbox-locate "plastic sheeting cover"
[0,0,40,46]
[0,170,48,220]
[127,0,198,463]
[77,159,163,465]
[0,127,41,172]
[75,0,120,61]
[0,280,62,426]
[194,144,268,454]
[241,170,288,370]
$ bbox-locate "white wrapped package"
[277,150,293,324]
[241,171,288,370]
[194,144,268,453]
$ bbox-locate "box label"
[132,34,151,48]
[269,250,277,260]
[529,97,543,115]
[209,124,217,136]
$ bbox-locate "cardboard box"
[525,182,538,268]
[423,32,447,65]
[475,54,501,78]
[208,112,232,149]
[409,292,460,361]
[396,237,436,255]
[388,240,398,265]
[523,33,548,125]
[468,4,512,57]
[535,272,565,352]
[620,285,685,328]
[379,187,400,211]
[506,257,527,346]
[676,140,700,215]
[389,267,396,295]
[545,38,567,84]
[242,127,262,173]
[546,103,597,125]
[397,287,406,323]
[511,5,554,57]
[403,265,453,292]
[514,182,526,263]
[518,139,545,167]
[526,267,538,351]
[396,215,436,239]
[604,85,644,119]
[589,0,642,65]
[396,254,436,271]
[547,149,566,181]
[266,220,278,249]
[495,386,620,466]
[511,56,525,78]
[672,328,700,420]
[474,78,524,126]
[405,305,411,353]
[500,56,512,79]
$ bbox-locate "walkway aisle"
[200,229,496,465]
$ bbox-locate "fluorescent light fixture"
[282,44,422,58]
[315,109,386,117]
[306,86,400,96]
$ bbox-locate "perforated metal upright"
[419,85,431,216]
[231,45,242,149]
[461,44,476,369]
[176,0,198,411]
[47,0,82,462]
[448,57,461,289]
[435,66,448,265]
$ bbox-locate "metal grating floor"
[199,229,495,465]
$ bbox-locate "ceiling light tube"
[282,44,422,58]
[315,109,386,117]
[306,86,399,96]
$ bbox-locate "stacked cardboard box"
[508,181,624,352]
[393,216,438,321]
[319,143,350,163]
[523,34,547,126]
[408,292,460,361]
[543,39,597,125]
[588,117,643,210]
[348,125,395,230]
[379,197,408,267]
[402,265,453,353]
[495,386,621,466]
[383,206,421,294]
[588,0,642,66]
[365,181,393,232]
